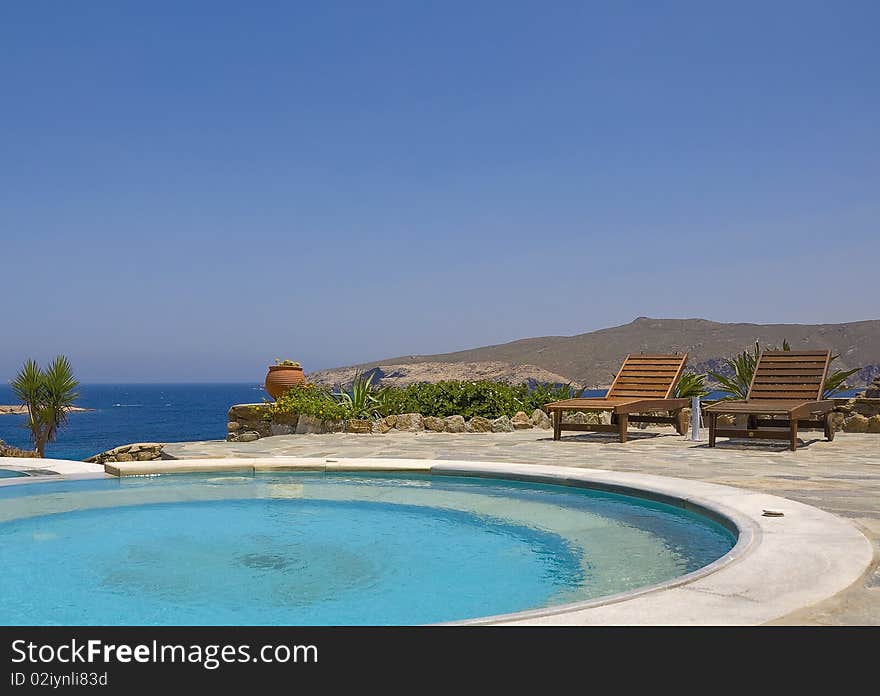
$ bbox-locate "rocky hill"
[309,317,880,388]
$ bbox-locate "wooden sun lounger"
[704,350,835,451]
[545,353,689,443]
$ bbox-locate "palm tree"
[10,356,79,457]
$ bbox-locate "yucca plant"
[10,356,80,457]
[336,370,378,418]
[709,342,761,400]
[823,365,860,398]
[674,372,709,398]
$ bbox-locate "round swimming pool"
[0,472,735,625]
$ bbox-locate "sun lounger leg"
[617,413,628,443]
[552,411,561,441]
[790,419,798,451]
[708,412,716,447]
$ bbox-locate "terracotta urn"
[265,364,305,400]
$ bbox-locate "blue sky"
[1,2,877,382]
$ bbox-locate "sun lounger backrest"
[746,350,831,401]
[606,353,688,400]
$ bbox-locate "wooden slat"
[610,391,668,397]
[615,377,675,384]
[753,376,822,384]
[752,384,819,395]
[762,351,829,357]
[749,392,815,400]
[618,368,679,375]
[752,368,825,376]
[626,359,681,367]
[757,362,829,370]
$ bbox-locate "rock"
[137,451,155,461]
[394,413,424,432]
[843,414,869,433]
[295,415,323,434]
[424,416,446,432]
[228,403,272,421]
[382,415,398,428]
[269,423,294,436]
[444,415,466,432]
[510,411,532,429]
[273,412,300,427]
[491,416,514,432]
[227,421,241,432]
[236,431,261,442]
[530,409,551,429]
[372,419,393,434]
[0,439,38,458]
[115,453,134,462]
[325,419,345,433]
[467,416,493,433]
[346,419,373,434]
[717,414,736,426]
[830,412,846,432]
[867,415,880,433]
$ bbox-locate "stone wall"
[227,404,558,442]
[85,443,168,464]
[228,399,880,442]
[0,439,38,458]
[833,398,880,433]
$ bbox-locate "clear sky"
[2,2,877,382]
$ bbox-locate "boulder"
[228,403,271,421]
[829,412,846,432]
[867,415,880,433]
[424,416,446,432]
[530,409,551,429]
[346,419,373,434]
[115,453,134,462]
[237,431,261,442]
[383,415,398,429]
[491,416,514,432]
[510,411,532,429]
[444,415,466,433]
[843,414,869,433]
[227,421,242,432]
[269,423,295,436]
[394,413,424,432]
[273,412,300,427]
[295,415,324,434]
[372,419,393,434]
[0,440,38,458]
[467,416,493,433]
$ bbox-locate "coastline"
[0,405,92,415]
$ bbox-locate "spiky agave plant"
[674,372,709,399]
[10,356,79,457]
[336,370,378,418]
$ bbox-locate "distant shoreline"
[0,405,93,415]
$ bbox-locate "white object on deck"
[689,396,702,441]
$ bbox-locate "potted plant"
[265,359,306,400]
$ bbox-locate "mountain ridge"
[309,317,880,388]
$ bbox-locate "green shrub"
[272,379,585,421]
[270,383,350,421]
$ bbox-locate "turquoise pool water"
[0,470,28,479]
[0,473,735,625]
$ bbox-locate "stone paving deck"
[165,428,880,625]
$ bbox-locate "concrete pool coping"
[1,456,872,625]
